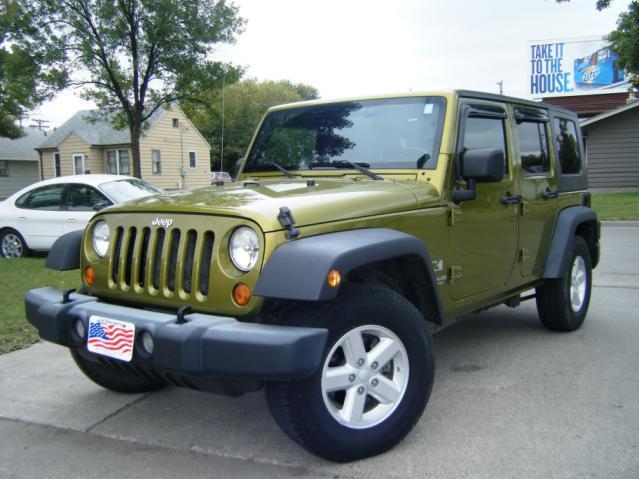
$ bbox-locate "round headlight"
[92,220,110,257]
[229,227,259,272]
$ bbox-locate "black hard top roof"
[456,90,576,117]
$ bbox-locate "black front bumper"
[25,287,328,383]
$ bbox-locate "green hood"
[102,178,440,232]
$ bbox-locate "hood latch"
[277,207,300,240]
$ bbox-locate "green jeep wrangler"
[26,90,600,462]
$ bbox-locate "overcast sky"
[31,0,630,128]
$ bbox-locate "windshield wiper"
[309,160,383,181]
[268,161,295,179]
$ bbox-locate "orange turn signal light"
[233,283,252,306]
[327,269,341,288]
[84,266,95,286]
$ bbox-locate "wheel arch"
[543,206,600,279]
[254,228,444,325]
[0,226,30,252]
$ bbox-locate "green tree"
[183,78,319,173]
[557,0,639,87]
[27,0,244,177]
[0,1,66,138]
[607,1,639,87]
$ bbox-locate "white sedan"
[0,175,162,258]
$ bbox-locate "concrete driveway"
[1,226,638,478]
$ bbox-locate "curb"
[601,221,639,227]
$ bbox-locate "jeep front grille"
[109,226,215,299]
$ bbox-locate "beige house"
[36,106,211,190]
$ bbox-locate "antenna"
[29,118,50,131]
[497,80,504,95]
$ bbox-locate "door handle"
[501,194,522,205]
[543,190,558,199]
[66,218,77,223]
[18,216,27,221]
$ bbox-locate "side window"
[15,184,64,210]
[65,184,110,211]
[516,121,550,175]
[462,116,508,175]
[553,118,582,174]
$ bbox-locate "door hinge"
[518,248,530,263]
[520,201,529,216]
[448,209,456,226]
[448,265,463,284]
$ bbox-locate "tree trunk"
[130,122,142,179]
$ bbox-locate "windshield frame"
[243,96,447,174]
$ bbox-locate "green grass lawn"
[0,258,79,354]
[591,192,639,221]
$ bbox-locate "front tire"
[265,285,435,462]
[71,350,166,393]
[0,229,28,258]
[536,236,592,331]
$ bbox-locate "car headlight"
[229,227,259,272]
[92,221,110,257]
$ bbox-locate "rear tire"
[536,236,592,332]
[71,350,166,393]
[265,284,435,462]
[0,229,28,258]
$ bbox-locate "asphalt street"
[0,226,637,479]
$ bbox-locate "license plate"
[87,315,135,362]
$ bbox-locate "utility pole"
[497,80,504,95]
[220,71,225,173]
[29,118,50,131]
[17,110,28,127]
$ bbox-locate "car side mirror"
[453,149,504,204]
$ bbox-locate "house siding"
[583,107,639,189]
[139,108,211,190]
[0,160,40,199]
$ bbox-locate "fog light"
[140,330,154,355]
[73,318,86,340]
[84,266,95,286]
[327,269,341,288]
[233,283,252,306]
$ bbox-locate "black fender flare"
[45,229,83,271]
[254,228,443,324]
[543,206,599,278]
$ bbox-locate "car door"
[511,107,558,278]
[14,184,66,250]
[62,183,112,234]
[448,101,519,300]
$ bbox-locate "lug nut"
[357,386,365,395]
[348,374,356,383]
[371,361,379,370]
[357,358,365,367]
[371,378,379,387]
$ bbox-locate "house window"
[0,160,8,177]
[53,153,61,177]
[188,151,197,168]
[172,118,179,128]
[106,149,130,175]
[72,154,85,175]
[152,149,161,175]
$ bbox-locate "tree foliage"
[0,1,66,138]
[607,1,639,87]
[26,0,244,177]
[182,79,319,173]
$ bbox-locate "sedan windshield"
[99,179,163,203]
[244,96,446,173]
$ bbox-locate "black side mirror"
[92,200,111,211]
[453,149,504,204]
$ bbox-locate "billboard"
[529,36,628,97]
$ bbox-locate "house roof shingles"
[37,107,167,150]
[0,128,48,161]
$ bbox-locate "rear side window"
[15,184,64,210]
[462,116,509,175]
[516,121,550,175]
[553,118,582,174]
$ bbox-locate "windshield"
[244,96,446,173]
[99,179,163,203]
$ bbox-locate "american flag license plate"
[87,316,135,362]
